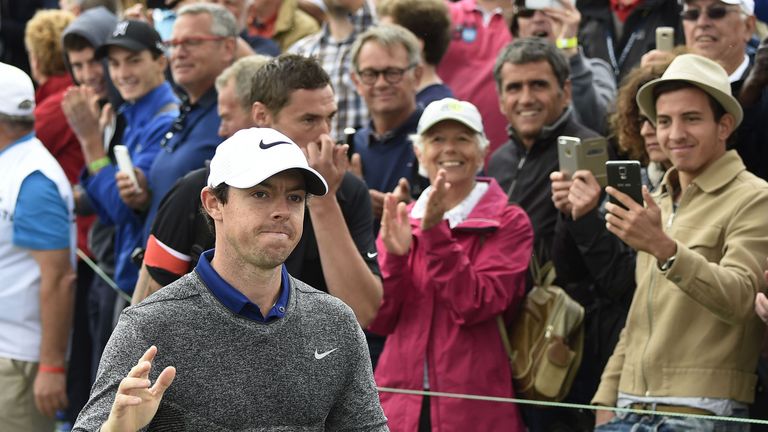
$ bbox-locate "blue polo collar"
[195,249,290,322]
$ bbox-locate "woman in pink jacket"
[369,98,533,431]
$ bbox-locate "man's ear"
[200,187,224,222]
[717,112,736,143]
[251,101,273,127]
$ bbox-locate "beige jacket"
[273,0,319,52]
[593,151,768,406]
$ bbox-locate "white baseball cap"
[0,62,35,117]
[712,0,754,15]
[207,128,328,196]
[417,98,485,136]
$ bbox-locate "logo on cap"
[18,100,34,110]
[259,139,292,150]
[113,21,129,37]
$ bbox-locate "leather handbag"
[497,259,585,401]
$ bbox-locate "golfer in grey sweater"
[73,128,389,431]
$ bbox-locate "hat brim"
[225,165,328,196]
[418,114,484,136]
[636,77,743,128]
[95,39,160,59]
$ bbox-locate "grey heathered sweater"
[73,271,389,431]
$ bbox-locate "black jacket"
[487,107,600,264]
[577,0,683,82]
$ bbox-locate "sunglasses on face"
[515,7,537,18]
[680,5,739,21]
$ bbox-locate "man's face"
[259,85,337,148]
[217,78,253,138]
[107,47,167,103]
[498,60,570,144]
[683,0,755,73]
[68,47,107,98]
[655,87,732,179]
[516,10,558,44]
[352,41,421,120]
[169,13,235,99]
[213,170,306,270]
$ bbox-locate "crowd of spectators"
[2,0,768,431]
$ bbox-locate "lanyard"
[606,28,642,77]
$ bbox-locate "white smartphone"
[656,27,674,52]
[525,0,559,9]
[113,145,140,191]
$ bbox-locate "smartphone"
[656,27,674,52]
[113,145,140,191]
[525,0,559,9]
[557,136,609,187]
[606,161,642,209]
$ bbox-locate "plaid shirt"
[288,1,376,142]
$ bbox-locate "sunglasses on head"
[680,5,739,21]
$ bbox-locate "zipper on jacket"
[505,155,527,200]
[640,195,680,395]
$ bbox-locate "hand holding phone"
[114,145,140,192]
[606,161,642,210]
[557,136,609,186]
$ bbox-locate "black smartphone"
[606,161,642,209]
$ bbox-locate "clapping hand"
[380,193,412,256]
[421,169,451,231]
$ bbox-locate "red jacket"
[369,178,532,432]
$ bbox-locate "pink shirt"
[438,0,512,158]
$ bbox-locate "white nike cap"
[0,62,35,117]
[712,0,754,15]
[207,127,328,196]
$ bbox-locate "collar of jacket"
[661,150,746,196]
[408,177,508,232]
[507,104,573,154]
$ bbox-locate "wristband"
[88,157,111,174]
[38,364,66,374]
[556,36,578,50]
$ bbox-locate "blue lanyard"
[606,28,642,77]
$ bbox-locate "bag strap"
[496,315,515,365]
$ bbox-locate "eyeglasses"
[356,64,416,85]
[680,5,739,21]
[163,35,228,50]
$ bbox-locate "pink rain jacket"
[369,178,533,431]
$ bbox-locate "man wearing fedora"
[591,53,768,430]
[73,128,388,431]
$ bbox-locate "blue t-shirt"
[13,171,70,250]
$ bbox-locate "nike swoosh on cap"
[366,251,378,259]
[259,139,292,150]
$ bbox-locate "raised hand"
[116,168,150,211]
[605,185,676,262]
[569,170,602,220]
[62,86,101,144]
[380,193,412,256]
[421,169,451,231]
[102,346,176,432]
[550,171,573,216]
[306,134,348,196]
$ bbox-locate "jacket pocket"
[676,225,723,263]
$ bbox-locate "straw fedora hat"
[636,54,743,128]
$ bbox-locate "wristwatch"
[658,254,676,272]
